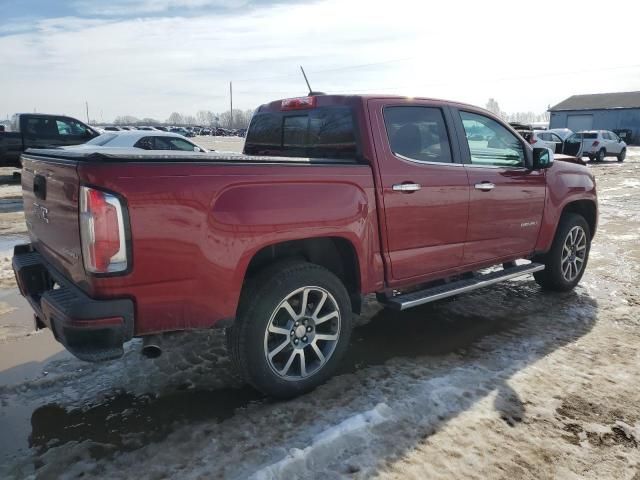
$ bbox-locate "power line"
[233,63,640,97]
[230,56,417,84]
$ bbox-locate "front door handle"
[474,182,495,191]
[392,183,421,192]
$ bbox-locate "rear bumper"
[12,244,134,362]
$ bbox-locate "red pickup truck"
[13,94,597,397]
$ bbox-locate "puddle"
[29,386,264,459]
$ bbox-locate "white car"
[531,130,583,157]
[68,130,208,152]
[578,130,627,162]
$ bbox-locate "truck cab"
[0,113,98,167]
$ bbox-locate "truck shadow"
[21,280,597,474]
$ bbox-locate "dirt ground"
[0,146,638,479]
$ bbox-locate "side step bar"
[381,263,545,311]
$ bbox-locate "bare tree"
[183,115,197,125]
[196,110,215,126]
[217,109,254,129]
[485,98,502,117]
[167,112,184,125]
[114,115,139,125]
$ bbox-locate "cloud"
[71,0,290,16]
[1,0,639,122]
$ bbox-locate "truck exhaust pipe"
[142,336,163,358]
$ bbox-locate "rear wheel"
[596,148,606,162]
[534,213,591,291]
[618,148,626,162]
[227,261,352,398]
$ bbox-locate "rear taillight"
[530,136,537,145]
[79,186,128,274]
[281,96,317,110]
[592,140,600,147]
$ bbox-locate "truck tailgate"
[21,154,86,286]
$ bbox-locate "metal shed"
[549,91,640,145]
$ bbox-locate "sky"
[1,0,639,123]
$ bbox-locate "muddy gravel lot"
[0,146,639,479]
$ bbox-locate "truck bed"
[20,148,380,336]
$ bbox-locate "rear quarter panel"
[535,160,597,253]
[79,162,382,335]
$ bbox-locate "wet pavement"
[0,150,638,479]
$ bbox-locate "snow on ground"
[0,150,639,479]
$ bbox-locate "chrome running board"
[381,263,545,311]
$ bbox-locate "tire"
[227,261,352,398]
[587,155,595,162]
[618,148,626,162]
[533,213,591,292]
[596,148,606,162]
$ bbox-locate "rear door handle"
[474,182,495,191]
[392,183,421,192]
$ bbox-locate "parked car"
[66,131,208,152]
[13,94,597,398]
[0,113,99,167]
[578,130,626,162]
[548,128,575,141]
[531,130,583,156]
[170,127,195,137]
[155,126,168,132]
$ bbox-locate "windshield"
[244,106,359,159]
[84,133,118,145]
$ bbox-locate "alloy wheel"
[263,286,341,380]
[561,226,587,282]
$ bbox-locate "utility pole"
[85,101,90,123]
[230,81,233,129]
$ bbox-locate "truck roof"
[256,94,488,114]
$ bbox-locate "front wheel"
[227,261,352,398]
[534,213,591,291]
[618,148,626,162]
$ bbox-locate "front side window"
[56,118,88,136]
[460,111,524,167]
[383,106,452,163]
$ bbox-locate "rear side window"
[383,106,452,163]
[24,117,59,138]
[244,106,358,160]
[582,132,597,139]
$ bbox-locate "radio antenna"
[300,65,313,94]
[299,66,326,96]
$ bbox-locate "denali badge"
[520,221,537,228]
[33,203,49,223]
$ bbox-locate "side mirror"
[532,147,553,169]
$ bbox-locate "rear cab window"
[244,105,360,160]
